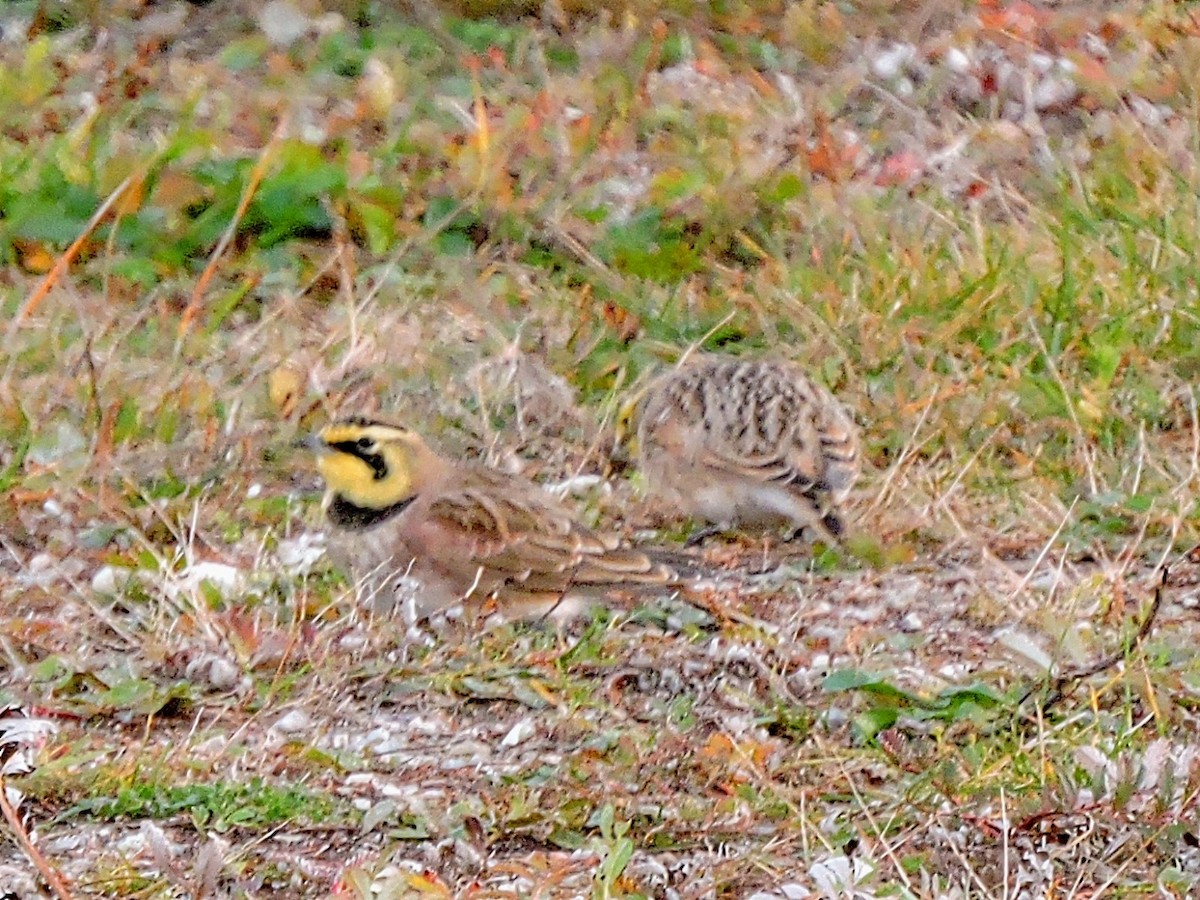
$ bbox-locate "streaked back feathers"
[634,355,860,539]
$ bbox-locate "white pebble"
[272,709,313,734]
[91,565,128,595]
[257,0,310,46]
[407,715,447,736]
[246,483,262,499]
[945,47,971,74]
[870,43,916,80]
[1029,51,1054,72]
[276,534,327,572]
[500,719,537,748]
[205,657,241,691]
[1032,75,1078,111]
[183,561,244,595]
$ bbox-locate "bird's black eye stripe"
[331,440,389,479]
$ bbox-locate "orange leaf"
[12,240,55,275]
[1067,53,1114,90]
[602,300,641,343]
[702,732,735,761]
[980,1,1047,37]
[114,173,146,217]
[806,115,854,183]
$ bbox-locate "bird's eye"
[356,437,373,450]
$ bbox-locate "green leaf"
[548,827,586,850]
[822,668,914,700]
[600,836,635,886]
[854,707,900,741]
[348,197,396,254]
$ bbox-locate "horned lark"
[304,418,678,626]
[633,355,860,543]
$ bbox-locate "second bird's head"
[304,418,439,511]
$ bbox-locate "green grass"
[58,776,341,832]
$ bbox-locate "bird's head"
[303,418,439,512]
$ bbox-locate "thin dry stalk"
[1025,319,1101,497]
[1023,567,1167,713]
[1003,495,1078,606]
[867,385,939,512]
[178,111,292,340]
[838,763,917,896]
[0,774,74,900]
[932,425,1000,514]
[676,308,739,369]
[355,196,468,315]
[3,172,139,360]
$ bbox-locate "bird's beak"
[294,432,326,452]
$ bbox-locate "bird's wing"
[422,478,674,595]
[702,388,857,498]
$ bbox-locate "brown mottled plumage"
[634,356,860,542]
[306,419,677,625]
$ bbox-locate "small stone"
[276,533,327,573]
[91,565,131,595]
[870,43,916,80]
[945,47,971,74]
[184,561,245,595]
[205,657,241,691]
[273,709,313,734]
[257,0,311,46]
[500,719,536,747]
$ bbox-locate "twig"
[3,172,138,363]
[177,111,292,341]
[0,773,74,899]
[867,385,939,512]
[677,308,738,369]
[1003,495,1078,605]
[1021,566,1167,713]
[1026,319,1101,497]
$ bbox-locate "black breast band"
[328,494,416,529]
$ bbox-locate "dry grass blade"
[177,111,292,341]
[1022,566,1167,713]
[0,773,74,900]
[4,172,139,355]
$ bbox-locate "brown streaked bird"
[304,418,680,626]
[632,355,860,544]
